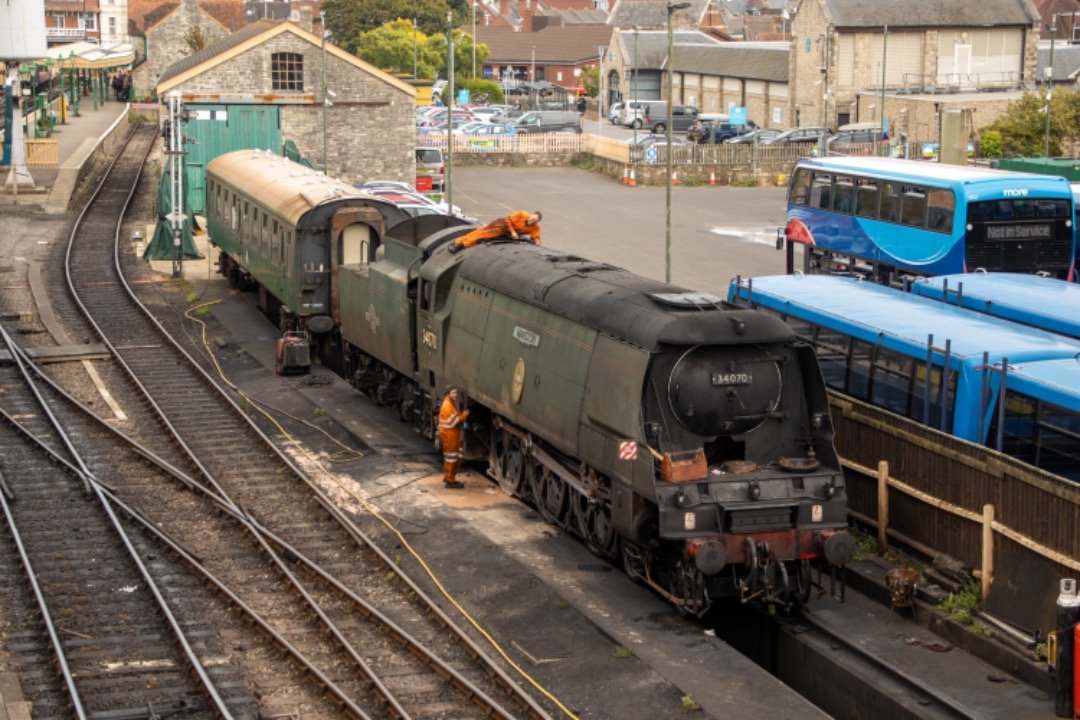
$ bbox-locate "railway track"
[1,123,556,718]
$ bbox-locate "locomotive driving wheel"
[490,428,525,497]
[529,460,567,525]
[581,502,618,559]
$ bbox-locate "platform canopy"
[33,41,135,70]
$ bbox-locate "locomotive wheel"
[583,502,618,559]
[529,461,567,525]
[795,559,812,605]
[490,429,525,497]
[569,492,591,539]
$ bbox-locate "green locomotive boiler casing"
[205,150,408,333]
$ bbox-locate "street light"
[632,27,638,184]
[879,24,888,156]
[1044,15,1057,158]
[472,3,477,79]
[413,18,418,79]
[666,0,690,285]
[446,11,454,210]
[321,11,329,173]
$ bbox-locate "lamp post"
[632,27,638,181]
[879,25,888,156]
[321,12,328,174]
[472,3,477,79]
[598,45,605,139]
[1044,15,1057,158]
[666,0,690,285]
[413,18,418,79]
[446,11,454,210]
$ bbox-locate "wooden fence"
[830,393,1080,604]
[24,139,60,167]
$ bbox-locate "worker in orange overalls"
[449,210,541,252]
[438,387,469,488]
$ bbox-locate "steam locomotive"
[206,149,855,614]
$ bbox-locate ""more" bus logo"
[1003,188,1029,197]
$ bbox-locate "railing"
[418,133,590,153]
[24,139,60,167]
[46,27,88,41]
[897,70,1023,94]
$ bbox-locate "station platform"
[1,98,134,213]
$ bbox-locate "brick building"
[789,0,1043,142]
[475,24,612,91]
[155,19,415,193]
[672,43,789,123]
[44,0,102,45]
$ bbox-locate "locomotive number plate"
[711,372,752,385]
[513,326,540,348]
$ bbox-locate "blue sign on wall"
[731,106,748,126]
[458,89,470,105]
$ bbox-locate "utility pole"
[879,25,888,156]
[472,3,477,79]
[1045,15,1057,158]
[167,91,185,279]
[321,11,328,173]
[446,11,454,209]
[666,0,690,284]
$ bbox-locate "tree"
[322,0,452,54]
[580,66,599,97]
[355,19,442,79]
[980,86,1080,157]
[425,30,490,85]
[460,78,504,105]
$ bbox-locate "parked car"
[512,110,582,134]
[490,108,525,124]
[761,127,830,145]
[608,102,624,124]
[647,105,701,134]
[725,128,782,145]
[467,106,500,120]
[464,123,515,137]
[825,129,889,156]
[414,147,444,191]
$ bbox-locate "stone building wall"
[170,30,415,184]
[133,0,228,99]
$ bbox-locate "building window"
[53,12,66,28]
[82,12,96,30]
[272,53,304,91]
[108,17,117,36]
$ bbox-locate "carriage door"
[341,223,370,265]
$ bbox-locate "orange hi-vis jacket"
[456,211,540,248]
[438,396,469,459]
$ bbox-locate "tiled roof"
[475,24,615,63]
[608,0,711,29]
[823,0,1037,28]
[158,18,276,83]
[542,7,610,25]
[1039,44,1080,81]
[672,42,789,82]
[618,29,720,68]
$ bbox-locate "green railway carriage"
[206,149,409,333]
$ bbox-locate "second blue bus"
[782,157,1077,284]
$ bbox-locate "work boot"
[448,243,462,254]
[444,481,464,489]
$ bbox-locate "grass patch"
[612,645,633,659]
[940,577,983,629]
[313,407,326,417]
[681,696,702,712]
[730,177,758,188]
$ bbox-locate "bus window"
[833,177,854,214]
[926,188,955,233]
[847,339,873,400]
[870,347,914,415]
[810,173,833,211]
[812,325,850,390]
[854,178,879,218]
[789,168,812,206]
[881,182,901,223]
[900,187,927,228]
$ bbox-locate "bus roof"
[1006,357,1080,412]
[731,274,1080,368]
[912,273,1080,340]
[793,157,1074,193]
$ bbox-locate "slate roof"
[542,7,611,25]
[823,0,1038,28]
[158,18,276,84]
[1039,43,1080,81]
[672,42,789,82]
[618,29,720,68]
[609,0,711,29]
[475,25,615,63]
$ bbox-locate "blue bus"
[782,157,1077,284]
[728,274,1080,481]
[912,272,1080,340]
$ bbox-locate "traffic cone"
[629,167,636,187]
[709,169,716,185]
[672,170,678,186]
[622,165,629,184]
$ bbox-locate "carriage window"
[811,325,850,391]
[810,173,833,211]
[833,176,854,214]
[419,280,433,312]
[854,178,880,219]
[926,188,955,233]
[900,187,928,228]
[789,168,812,206]
[846,339,873,400]
[881,182,901,223]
